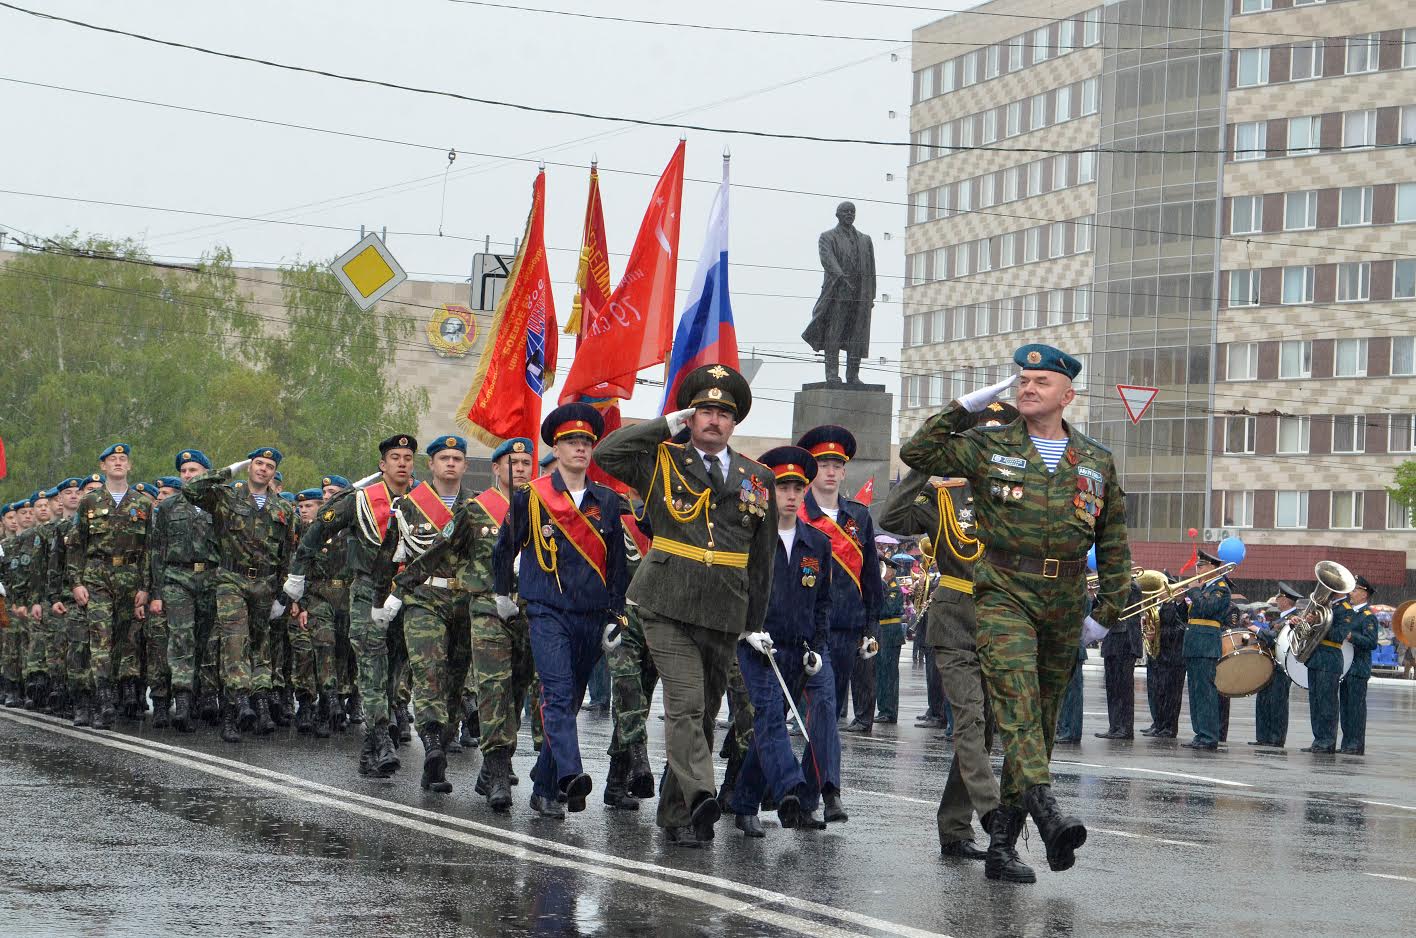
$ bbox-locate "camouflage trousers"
[269,614,294,692]
[349,582,396,724]
[46,608,68,685]
[2,616,26,682]
[23,610,48,680]
[974,566,1086,807]
[402,591,470,728]
[140,608,170,696]
[163,573,217,695]
[84,566,143,683]
[213,572,276,694]
[66,606,91,694]
[607,606,659,755]
[470,604,537,754]
[297,588,345,698]
[722,655,755,763]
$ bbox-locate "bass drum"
[1275,625,1354,689]
[1215,628,1274,698]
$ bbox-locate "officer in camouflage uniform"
[298,476,354,735]
[150,451,220,733]
[900,345,1131,879]
[21,489,58,710]
[67,444,155,730]
[603,497,658,810]
[185,447,297,742]
[287,435,416,779]
[2,496,36,708]
[41,478,83,714]
[287,488,326,735]
[136,475,185,727]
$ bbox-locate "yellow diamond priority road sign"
[331,232,407,311]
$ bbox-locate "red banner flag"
[458,171,557,451]
[560,141,685,401]
[856,476,875,506]
[0,435,6,480]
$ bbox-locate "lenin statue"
[803,201,876,386]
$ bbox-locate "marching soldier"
[1303,588,1356,754]
[3,495,38,709]
[603,496,657,810]
[493,404,628,820]
[874,558,908,725]
[318,474,358,727]
[796,425,883,748]
[594,364,777,848]
[1249,583,1301,747]
[287,436,416,776]
[286,488,324,734]
[900,344,1132,879]
[66,444,155,730]
[1338,575,1378,755]
[1182,550,1230,751]
[151,450,221,734]
[1141,584,1187,740]
[185,447,298,742]
[41,478,82,715]
[22,488,60,710]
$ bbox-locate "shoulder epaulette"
[1076,431,1112,454]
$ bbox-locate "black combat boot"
[372,720,401,777]
[358,725,379,777]
[983,807,1037,883]
[220,693,242,744]
[443,720,462,755]
[23,675,43,710]
[151,694,171,729]
[119,677,138,720]
[295,693,315,735]
[345,691,363,725]
[72,687,92,727]
[461,697,481,747]
[602,751,640,810]
[1023,784,1087,872]
[394,705,412,743]
[236,694,257,733]
[327,690,346,732]
[92,680,117,730]
[172,690,195,733]
[267,689,288,727]
[281,688,296,727]
[419,722,452,793]
[626,741,654,799]
[481,748,514,812]
[313,693,332,739]
[198,692,221,725]
[823,789,849,823]
[254,692,276,735]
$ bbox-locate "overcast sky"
[0,0,968,438]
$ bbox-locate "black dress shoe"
[940,838,988,860]
[735,814,766,838]
[691,793,721,842]
[529,794,567,819]
[777,793,801,829]
[1094,730,1130,739]
[664,825,701,848]
[1182,740,1219,751]
[1139,726,1157,736]
[1054,737,1080,744]
[1300,745,1336,754]
[797,808,827,830]
[561,773,592,813]
[1339,747,1365,755]
[823,791,849,823]
[914,715,943,728]
[1153,729,1177,739]
[1247,740,1272,747]
[843,722,872,735]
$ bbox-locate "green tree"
[1391,461,1416,520]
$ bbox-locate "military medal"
[1012,486,1023,500]
[541,523,555,538]
[803,574,816,587]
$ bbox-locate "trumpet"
[1085,565,1144,589]
[1118,563,1236,621]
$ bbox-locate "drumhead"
[1216,648,1274,698]
[1276,628,1354,688]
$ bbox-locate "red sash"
[621,512,652,557]
[530,476,607,584]
[360,482,396,536]
[800,504,863,593]
[406,482,454,530]
[473,488,510,526]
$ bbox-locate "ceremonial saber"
[766,645,810,747]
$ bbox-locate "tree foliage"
[0,236,427,500]
[1391,460,1416,515]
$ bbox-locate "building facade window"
[1331,491,1364,529]
[1225,416,1256,453]
[1237,48,1269,87]
[1277,416,1310,453]
[1229,269,1261,306]
[1336,263,1370,303]
[1287,116,1321,155]
[1275,491,1309,528]
[1394,261,1416,299]
[1332,414,1366,452]
[1338,186,1373,226]
[1346,34,1380,75]
[1343,110,1377,149]
[1406,28,1416,69]
[1284,191,1317,230]
[1291,40,1323,81]
[1279,340,1312,377]
[1222,491,1254,528]
[1235,121,1267,160]
[1228,342,1259,380]
[1393,336,1416,375]
[1401,105,1416,145]
[1388,494,1415,530]
[1390,414,1416,452]
[1397,183,1416,224]
[1281,266,1314,304]
[1232,196,1262,234]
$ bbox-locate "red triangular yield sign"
[1116,385,1159,425]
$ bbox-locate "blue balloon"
[1086,545,1097,572]
[1217,536,1246,566]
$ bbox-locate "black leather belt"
[223,563,275,580]
[984,547,1087,579]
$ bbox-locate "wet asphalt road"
[2,658,1413,938]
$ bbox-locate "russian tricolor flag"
[660,158,739,413]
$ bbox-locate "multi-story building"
[903,0,1416,570]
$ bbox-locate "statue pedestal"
[792,385,894,506]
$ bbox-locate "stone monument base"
[792,385,894,511]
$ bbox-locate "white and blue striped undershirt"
[1030,437,1068,473]
[253,493,267,509]
[440,493,457,509]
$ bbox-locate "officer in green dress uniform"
[1337,575,1378,755]
[1182,550,1230,750]
[1249,582,1300,747]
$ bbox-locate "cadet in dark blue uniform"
[796,425,883,747]
[1142,588,1187,739]
[1182,551,1230,750]
[1096,582,1143,739]
[1249,582,1301,748]
[1338,575,1378,755]
[493,404,629,819]
[728,446,837,837]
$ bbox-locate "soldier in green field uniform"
[900,345,1131,880]
[21,489,58,710]
[874,558,908,724]
[41,477,83,715]
[2,495,37,708]
[184,447,297,742]
[604,495,658,810]
[67,444,155,730]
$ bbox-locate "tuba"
[1133,569,1170,659]
[1286,560,1356,663]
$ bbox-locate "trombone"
[1118,563,1237,621]
[1085,565,1143,589]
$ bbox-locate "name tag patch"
[990,454,1028,470]
[1077,467,1103,482]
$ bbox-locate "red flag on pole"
[0,435,7,480]
[856,476,875,506]
[1179,546,1198,575]
[560,141,685,401]
[457,171,557,452]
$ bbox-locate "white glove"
[1081,615,1108,646]
[223,458,253,475]
[859,636,880,659]
[392,540,410,563]
[269,599,287,620]
[602,621,623,653]
[744,631,774,655]
[665,407,696,436]
[958,374,1017,413]
[803,649,822,676]
[372,593,403,625]
[0,583,6,598]
[512,555,521,576]
[495,594,518,621]
[281,574,306,602]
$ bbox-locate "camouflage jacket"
[25,520,62,607]
[291,482,397,591]
[46,515,80,605]
[148,493,219,598]
[183,470,295,585]
[899,403,1131,627]
[395,488,506,615]
[67,487,155,591]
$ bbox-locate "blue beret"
[491,437,534,461]
[277,491,297,503]
[33,490,50,502]
[176,449,211,471]
[1014,343,1082,380]
[247,447,283,465]
[43,487,59,499]
[427,434,468,458]
[541,403,604,446]
[321,474,351,489]
[99,442,132,461]
[133,482,159,499]
[84,473,105,487]
[156,476,183,490]
[538,450,557,468]
[758,445,817,484]
[273,471,284,483]
[0,502,10,514]
[296,488,323,502]
[796,425,856,462]
[57,477,83,492]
